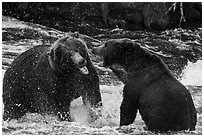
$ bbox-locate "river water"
[2,60,202,135]
[2,16,202,135]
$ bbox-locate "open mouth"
[79,66,89,75]
[77,60,89,75]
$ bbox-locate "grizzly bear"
[3,36,102,121]
[92,38,196,132]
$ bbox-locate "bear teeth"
[79,66,89,75]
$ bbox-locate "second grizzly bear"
[92,38,196,132]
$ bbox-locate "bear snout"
[71,52,89,75]
[71,52,86,68]
[92,45,105,56]
[78,58,87,68]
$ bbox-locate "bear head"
[47,36,89,75]
[92,38,141,68]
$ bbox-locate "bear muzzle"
[92,45,105,56]
[92,45,111,67]
[71,52,89,75]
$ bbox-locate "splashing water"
[2,61,202,134]
[70,85,124,127]
[70,99,93,125]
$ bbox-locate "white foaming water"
[70,85,124,127]
[90,85,124,128]
[180,60,202,86]
[70,98,93,125]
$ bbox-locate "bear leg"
[55,96,72,121]
[81,59,102,108]
[120,96,138,126]
[3,97,31,120]
[82,83,102,108]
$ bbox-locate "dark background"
[2,2,202,35]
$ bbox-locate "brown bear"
[92,38,196,132]
[3,36,102,121]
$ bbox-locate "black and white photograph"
[1,1,202,135]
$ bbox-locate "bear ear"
[47,36,70,70]
[48,36,69,59]
[126,40,135,48]
[47,44,63,70]
[47,49,55,70]
[47,44,62,59]
[122,40,141,56]
[125,41,140,50]
[50,36,69,49]
[122,41,134,52]
[73,31,79,38]
[47,48,54,57]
